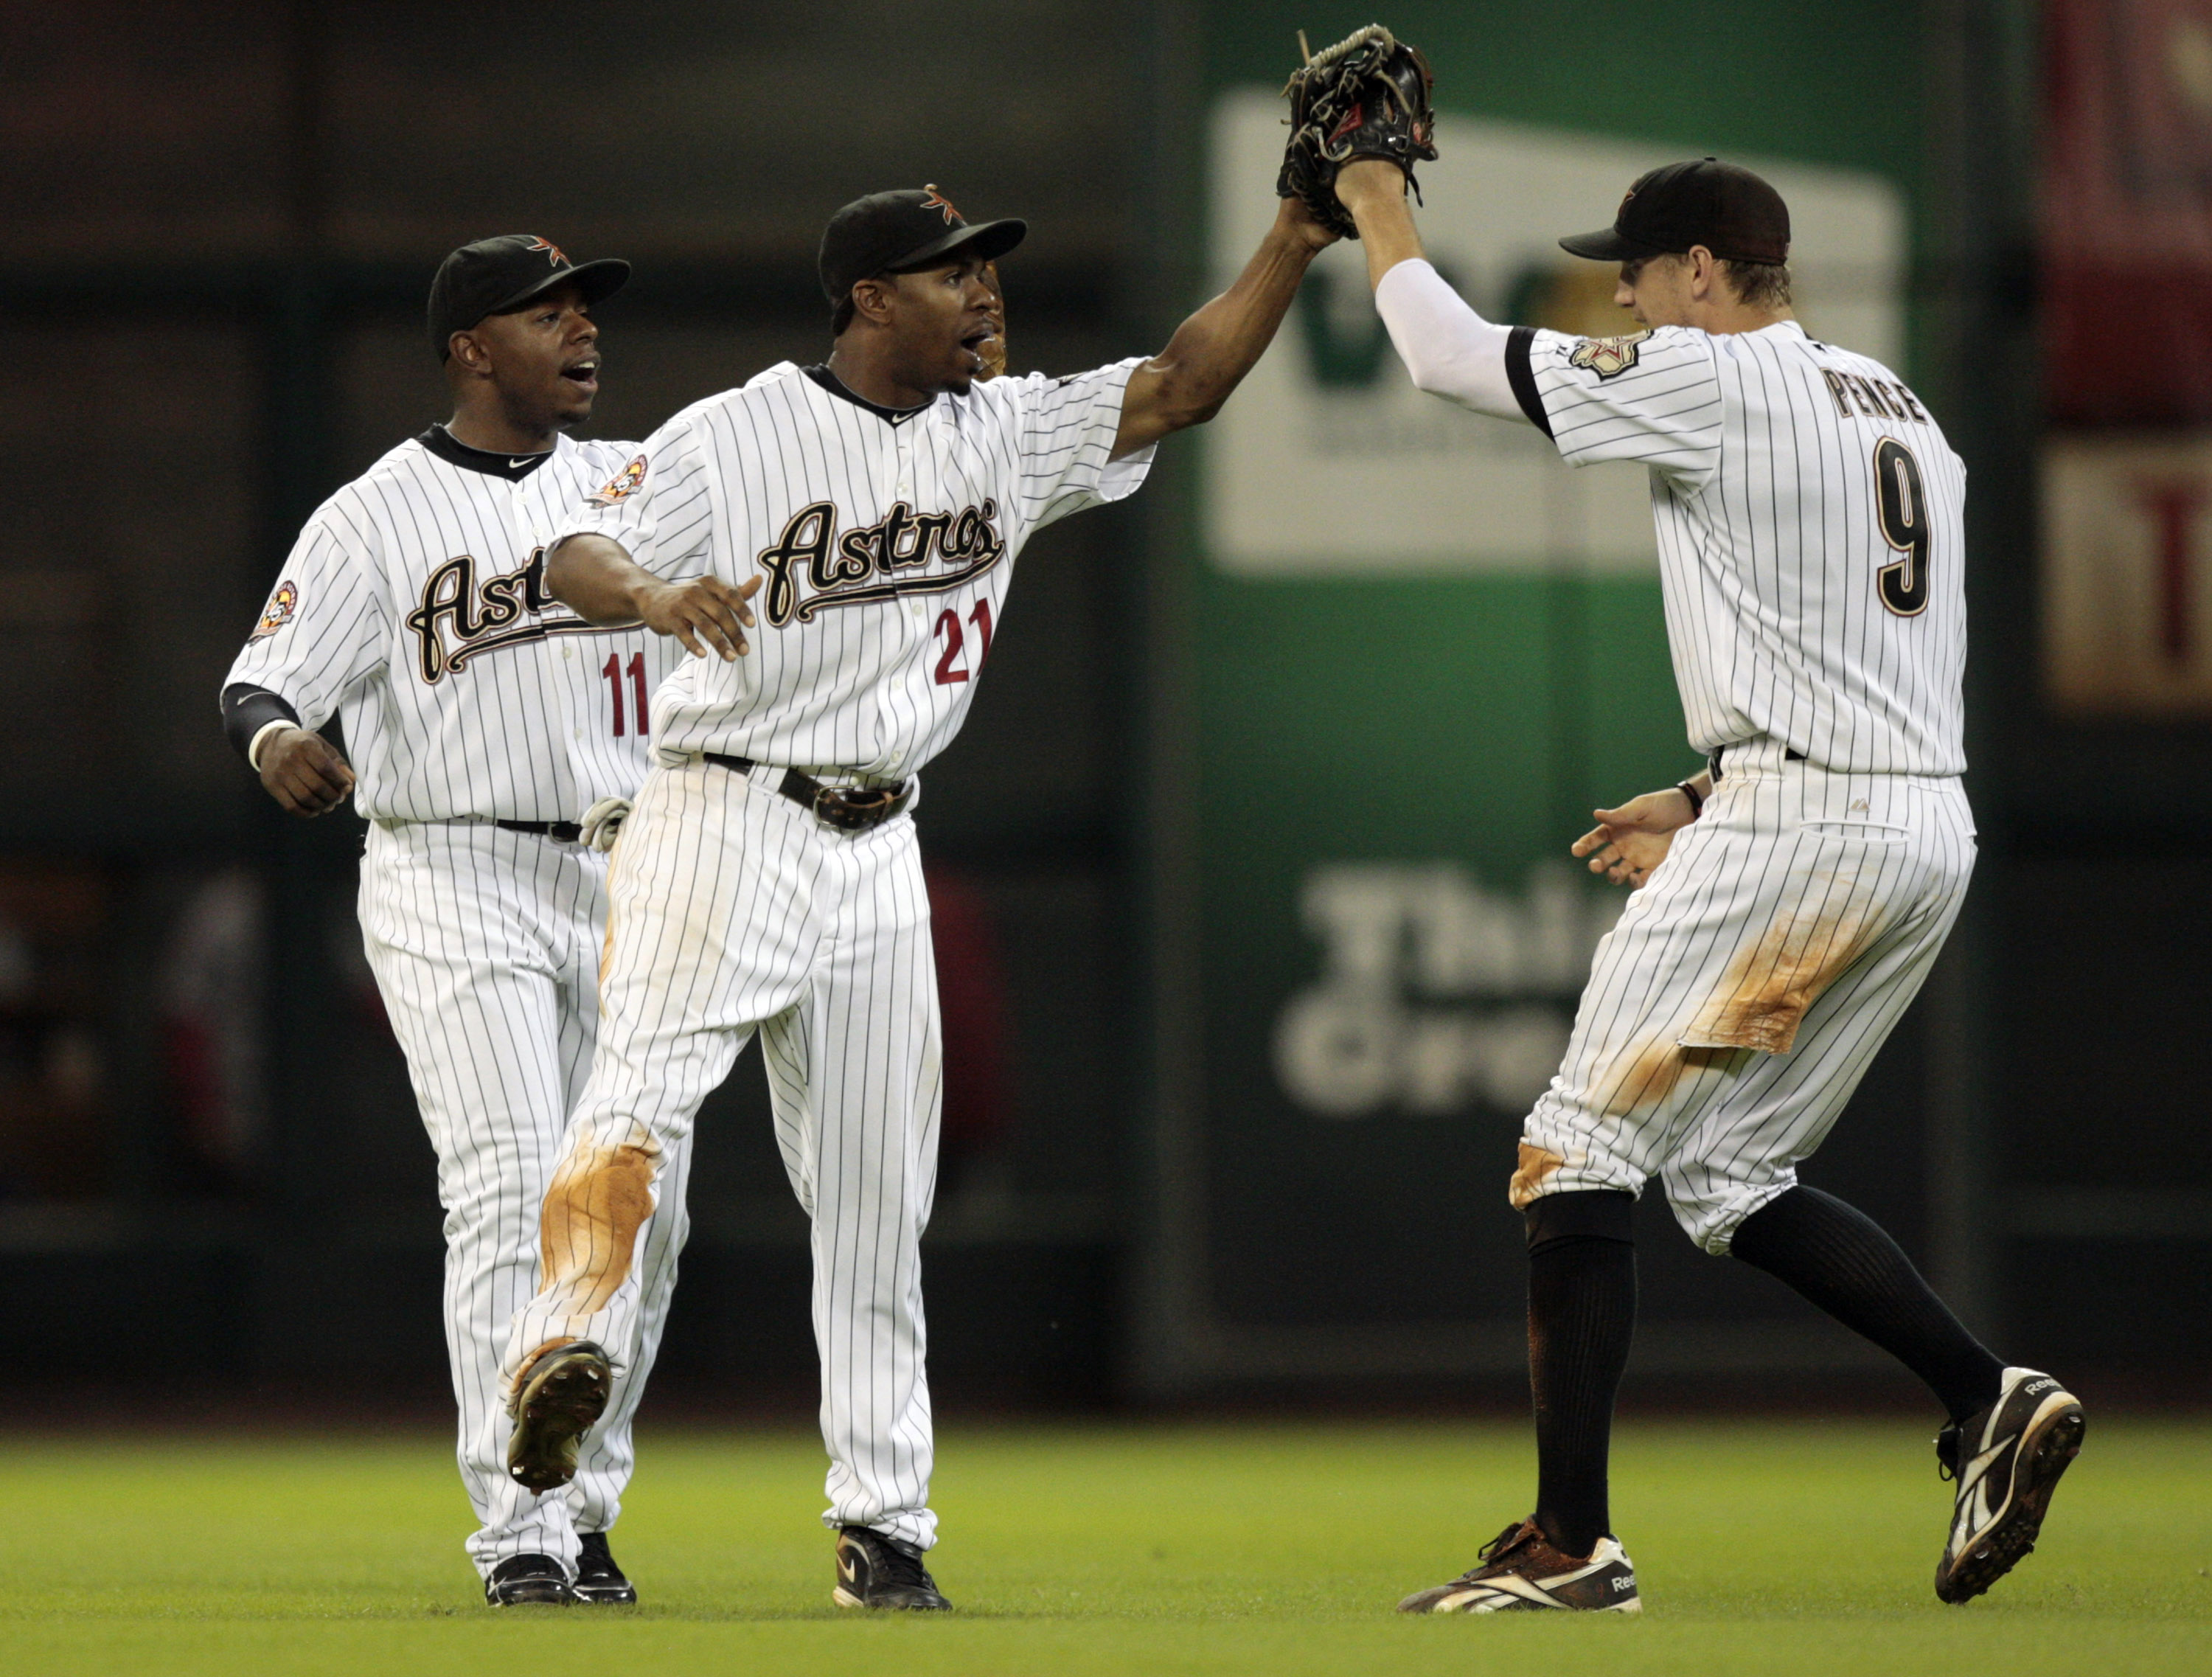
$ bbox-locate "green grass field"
[4,1417,2205,1676]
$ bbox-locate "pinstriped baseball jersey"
[557,360,1153,780]
[1506,321,1966,776]
[225,427,677,820]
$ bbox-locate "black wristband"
[221,682,302,764]
[1675,779,1705,817]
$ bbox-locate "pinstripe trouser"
[504,756,944,1551]
[1515,738,1976,1253]
[361,820,695,1577]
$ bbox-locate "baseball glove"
[1277,24,1438,240]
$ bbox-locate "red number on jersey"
[602,651,626,735]
[604,650,651,735]
[932,602,995,686]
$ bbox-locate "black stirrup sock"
[1523,1189,1638,1559]
[1731,1185,2005,1421]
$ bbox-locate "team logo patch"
[523,235,568,268]
[250,580,298,640]
[920,183,963,225]
[1568,331,1650,379]
[588,455,647,507]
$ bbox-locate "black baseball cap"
[1559,159,1790,266]
[427,235,630,358]
[818,185,1027,309]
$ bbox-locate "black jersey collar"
[802,364,936,426]
[417,424,557,480]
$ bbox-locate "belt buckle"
[813,785,897,831]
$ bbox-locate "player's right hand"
[639,574,762,661]
[260,726,355,818]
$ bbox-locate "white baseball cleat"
[1396,1518,1641,1614]
[1934,1365,2085,1604]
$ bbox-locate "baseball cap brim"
[482,257,632,321]
[1558,226,1667,262]
[886,218,1028,274]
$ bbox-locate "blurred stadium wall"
[1,1,2204,1409]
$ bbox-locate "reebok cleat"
[1397,1518,1641,1614]
[1935,1365,2084,1604]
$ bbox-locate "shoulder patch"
[1568,331,1652,380]
[250,580,298,641]
[588,454,647,507]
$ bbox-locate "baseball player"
[1325,156,2083,1612]
[494,183,1337,1610]
[221,235,699,1606]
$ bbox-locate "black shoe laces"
[1935,1420,1962,1482]
[1465,1519,1540,1575]
[860,1532,939,1593]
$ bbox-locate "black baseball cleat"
[484,1552,578,1606]
[572,1530,638,1605]
[1396,1518,1641,1614]
[832,1525,952,1611]
[504,1339,612,1493]
[1934,1365,2085,1604]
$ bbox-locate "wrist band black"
[1676,779,1704,817]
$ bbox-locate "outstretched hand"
[638,574,762,660]
[1571,787,1700,889]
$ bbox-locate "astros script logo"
[920,184,962,225]
[523,235,568,268]
[250,580,298,640]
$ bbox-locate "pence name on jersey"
[229,430,680,819]
[563,360,1151,781]
[1509,322,1966,777]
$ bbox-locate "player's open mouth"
[959,329,995,353]
[561,359,599,389]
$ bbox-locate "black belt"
[495,819,584,843]
[1708,744,1806,782]
[703,753,912,831]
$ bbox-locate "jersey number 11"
[603,650,650,736]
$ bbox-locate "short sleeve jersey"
[555,360,1153,780]
[223,428,676,821]
[1504,320,1966,775]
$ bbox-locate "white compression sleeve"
[1373,258,1529,423]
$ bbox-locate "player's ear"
[446,328,491,376]
[849,276,897,330]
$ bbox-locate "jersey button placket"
[894,428,925,621]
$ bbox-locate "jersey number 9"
[1873,437,1930,618]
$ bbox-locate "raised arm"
[1335,160,1530,423]
[1112,198,1337,459]
[545,534,763,662]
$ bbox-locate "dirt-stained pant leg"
[757,816,942,1551]
[506,760,818,1377]
[505,758,946,1550]
[1517,747,1976,1251]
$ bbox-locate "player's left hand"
[1278,194,1342,253]
[1571,788,1699,889]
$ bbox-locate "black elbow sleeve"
[220,683,302,764]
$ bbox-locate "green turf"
[3,1418,2205,1676]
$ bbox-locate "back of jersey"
[1519,319,1966,776]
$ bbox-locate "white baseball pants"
[1517,737,1976,1252]
[504,757,943,1550]
[360,819,694,1577]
